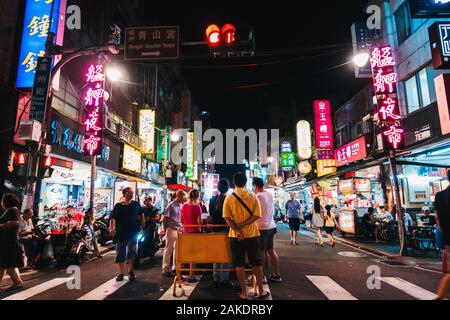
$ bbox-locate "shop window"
[52,74,81,121]
[405,66,436,114]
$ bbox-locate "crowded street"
[1,0,450,313]
[0,224,443,300]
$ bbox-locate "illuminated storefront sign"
[157,126,171,162]
[202,173,220,199]
[298,161,312,175]
[186,132,194,178]
[281,141,292,152]
[139,109,156,154]
[16,0,66,89]
[410,0,450,18]
[317,160,337,177]
[313,100,334,150]
[354,178,371,192]
[334,136,368,167]
[83,64,105,156]
[429,22,450,69]
[280,152,296,168]
[370,46,404,150]
[122,144,142,173]
[296,120,312,160]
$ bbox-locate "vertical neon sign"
[83,64,105,156]
[370,46,404,150]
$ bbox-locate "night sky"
[144,1,372,180]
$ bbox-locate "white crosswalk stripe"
[159,276,203,300]
[2,278,71,300]
[306,276,358,300]
[77,277,130,300]
[378,277,438,300]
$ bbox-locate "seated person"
[418,206,437,227]
[142,197,160,234]
[375,206,392,242]
[402,207,414,233]
[362,207,376,239]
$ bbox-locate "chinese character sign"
[280,152,296,168]
[139,109,156,153]
[296,120,312,160]
[186,132,194,178]
[370,45,404,150]
[334,136,368,167]
[313,100,334,150]
[83,64,105,156]
[16,0,64,89]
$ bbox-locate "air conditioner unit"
[104,113,117,134]
[18,120,42,142]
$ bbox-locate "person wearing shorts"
[223,172,270,300]
[253,177,282,283]
[285,193,304,245]
[110,187,145,282]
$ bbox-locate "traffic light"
[16,153,27,166]
[43,156,55,168]
[205,23,255,57]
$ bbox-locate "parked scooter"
[93,211,112,246]
[134,204,161,267]
[33,218,58,269]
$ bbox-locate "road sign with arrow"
[125,26,179,60]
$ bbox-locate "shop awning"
[167,184,192,191]
[396,137,450,168]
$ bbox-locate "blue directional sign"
[16,0,61,89]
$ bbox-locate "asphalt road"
[0,223,446,300]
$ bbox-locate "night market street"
[0,223,442,301]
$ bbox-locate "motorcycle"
[33,218,58,269]
[134,215,161,267]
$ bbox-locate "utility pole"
[388,151,407,256]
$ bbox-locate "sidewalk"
[299,225,445,273]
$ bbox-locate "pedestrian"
[324,205,338,247]
[312,197,325,246]
[285,192,304,245]
[19,208,38,268]
[209,178,232,288]
[0,194,24,291]
[180,189,203,283]
[434,170,450,300]
[109,187,145,282]
[253,178,282,284]
[161,190,185,277]
[223,172,269,300]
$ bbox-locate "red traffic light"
[221,24,236,45]
[43,156,55,167]
[206,24,221,46]
[16,153,27,165]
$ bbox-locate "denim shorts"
[115,238,138,263]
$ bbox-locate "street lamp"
[105,65,122,82]
[352,52,370,67]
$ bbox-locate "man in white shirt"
[253,178,282,283]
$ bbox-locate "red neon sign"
[313,100,334,150]
[370,46,404,150]
[334,136,368,167]
[83,64,104,156]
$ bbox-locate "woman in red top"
[180,189,202,283]
[180,190,202,234]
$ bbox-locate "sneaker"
[128,271,136,281]
[290,240,294,245]
[116,273,125,281]
[268,275,283,283]
[187,276,199,283]
[162,271,175,277]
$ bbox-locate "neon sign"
[83,64,104,156]
[370,46,404,150]
[16,0,66,89]
[313,100,334,150]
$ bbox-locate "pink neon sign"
[313,100,334,150]
[370,46,404,150]
[83,64,104,156]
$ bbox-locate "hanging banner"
[186,132,194,178]
[122,144,142,173]
[139,109,156,154]
[313,100,334,150]
[296,120,312,160]
[157,126,171,163]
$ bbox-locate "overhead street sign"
[125,26,179,60]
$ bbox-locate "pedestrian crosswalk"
[0,274,441,300]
